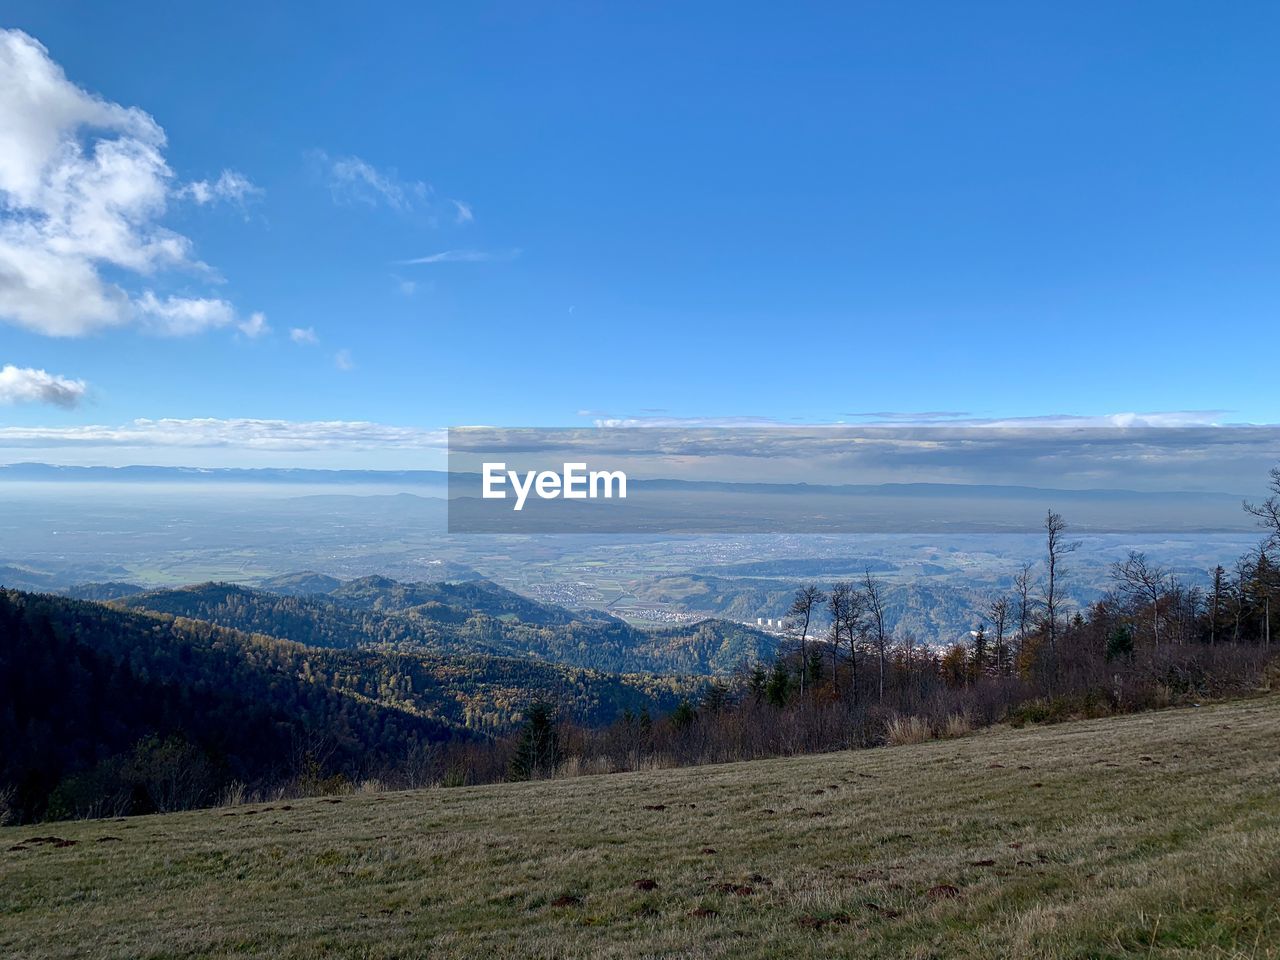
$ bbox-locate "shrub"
[295,758,352,797]
[440,766,468,788]
[0,784,15,827]
[1007,692,1114,728]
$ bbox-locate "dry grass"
[942,712,974,739]
[884,713,933,745]
[4,696,1280,959]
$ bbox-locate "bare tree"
[862,569,889,703]
[1244,466,1280,550]
[1242,468,1280,647]
[1111,550,1169,647]
[988,595,1010,675]
[1232,556,1251,643]
[1246,551,1276,648]
[899,628,917,675]
[837,581,867,703]
[788,584,826,696]
[1166,578,1201,646]
[826,583,850,695]
[1013,561,1034,668]
[1041,510,1077,691]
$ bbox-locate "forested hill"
[0,589,695,823]
[0,589,456,823]
[114,577,778,675]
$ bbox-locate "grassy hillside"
[4,696,1279,959]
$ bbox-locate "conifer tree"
[509,701,560,781]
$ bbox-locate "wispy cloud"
[398,248,521,265]
[0,364,87,408]
[583,413,796,429]
[179,169,261,207]
[844,410,972,422]
[311,151,429,212]
[0,29,261,338]
[290,326,318,345]
[334,349,354,371]
[450,199,474,224]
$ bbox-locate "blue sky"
[1,2,1279,467]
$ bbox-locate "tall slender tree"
[1209,565,1227,645]
[970,624,989,682]
[862,569,889,703]
[988,595,1010,675]
[1247,551,1275,648]
[1014,561,1034,669]
[787,585,826,696]
[826,583,850,695]
[1042,510,1076,692]
[838,581,867,704]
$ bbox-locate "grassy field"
[4,697,1280,959]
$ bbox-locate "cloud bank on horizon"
[0,415,1276,497]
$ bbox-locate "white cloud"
[909,411,1233,429]
[290,326,318,344]
[313,151,429,211]
[398,248,520,265]
[584,410,1238,430]
[398,279,416,296]
[0,364,87,407]
[585,414,794,429]
[180,169,260,206]
[0,417,445,450]
[238,311,270,338]
[334,348,354,371]
[135,291,236,336]
[132,293,267,341]
[0,29,259,338]
[450,199,473,223]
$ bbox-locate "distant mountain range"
[0,461,1246,500]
